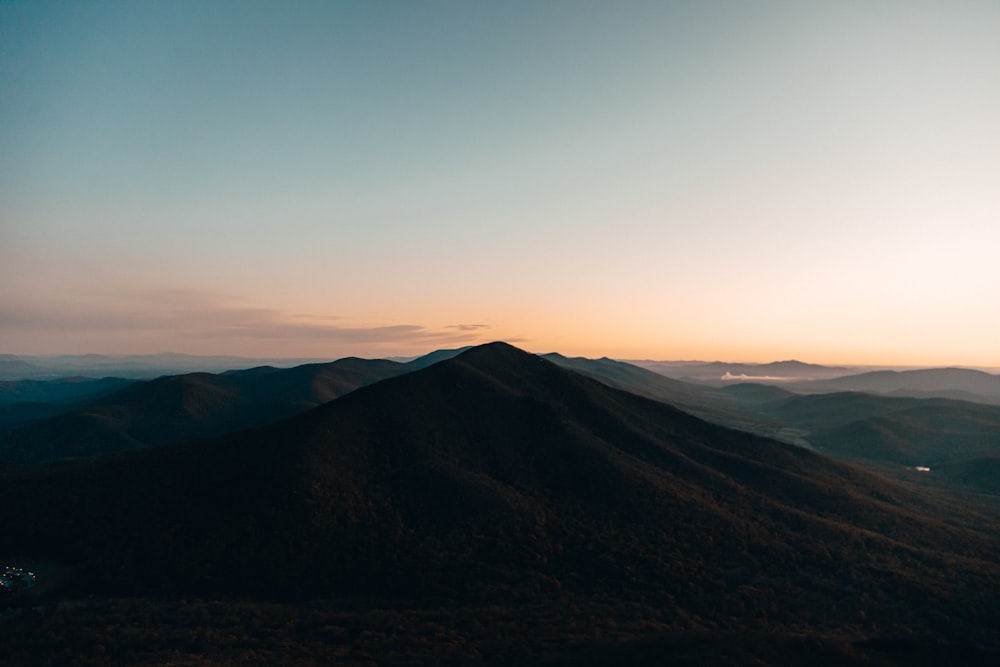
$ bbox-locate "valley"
[1,343,999,665]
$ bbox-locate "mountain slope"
[761,391,940,432]
[808,401,1000,466]
[541,353,787,436]
[404,345,472,369]
[0,376,133,407]
[0,357,407,465]
[2,343,998,653]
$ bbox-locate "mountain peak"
[451,341,546,374]
[455,340,528,359]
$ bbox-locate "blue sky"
[3,1,999,364]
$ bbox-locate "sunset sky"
[3,1,999,366]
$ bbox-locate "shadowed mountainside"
[723,391,1000,476]
[760,392,952,433]
[0,376,133,407]
[540,352,778,432]
[402,345,473,369]
[807,400,1000,466]
[0,357,407,466]
[934,457,1000,495]
[2,342,998,663]
[0,377,135,435]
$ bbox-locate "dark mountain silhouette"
[2,342,999,665]
[0,357,407,466]
[793,367,1000,405]
[0,352,334,379]
[717,382,797,405]
[403,345,473,369]
[0,376,133,407]
[0,377,135,435]
[935,456,1000,495]
[540,353,768,428]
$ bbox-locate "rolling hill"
[737,392,1000,479]
[540,352,776,431]
[791,367,1000,405]
[807,401,1000,467]
[629,359,855,384]
[1,343,998,664]
[0,357,407,466]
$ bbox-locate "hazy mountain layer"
[790,367,1000,405]
[0,357,407,466]
[1,344,997,656]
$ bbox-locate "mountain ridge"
[3,342,1000,663]
[0,357,408,466]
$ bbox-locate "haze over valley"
[3,1,999,664]
[3,343,1000,664]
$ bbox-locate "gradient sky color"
[2,1,999,365]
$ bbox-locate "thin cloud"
[0,289,490,355]
[446,324,491,332]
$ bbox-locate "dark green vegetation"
[0,358,406,466]
[0,377,134,435]
[542,352,769,428]
[723,388,1000,492]
[1,344,999,665]
[0,377,134,408]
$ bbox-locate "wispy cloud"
[446,324,491,332]
[0,289,490,356]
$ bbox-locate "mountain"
[2,343,999,665]
[807,400,1000,467]
[0,356,47,380]
[934,457,1000,496]
[540,353,812,445]
[0,377,135,434]
[717,391,1000,493]
[541,353,759,425]
[717,382,797,405]
[792,368,1000,405]
[403,345,473,369]
[0,377,133,407]
[0,357,407,466]
[0,352,332,380]
[629,359,856,384]
[759,392,941,433]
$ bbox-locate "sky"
[2,0,999,366]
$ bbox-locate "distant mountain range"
[628,359,857,383]
[1,343,999,665]
[2,342,999,664]
[707,386,1000,492]
[0,357,408,466]
[0,352,331,380]
[789,367,1000,404]
[0,377,136,433]
[5,348,1000,492]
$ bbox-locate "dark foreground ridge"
[1,342,999,664]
